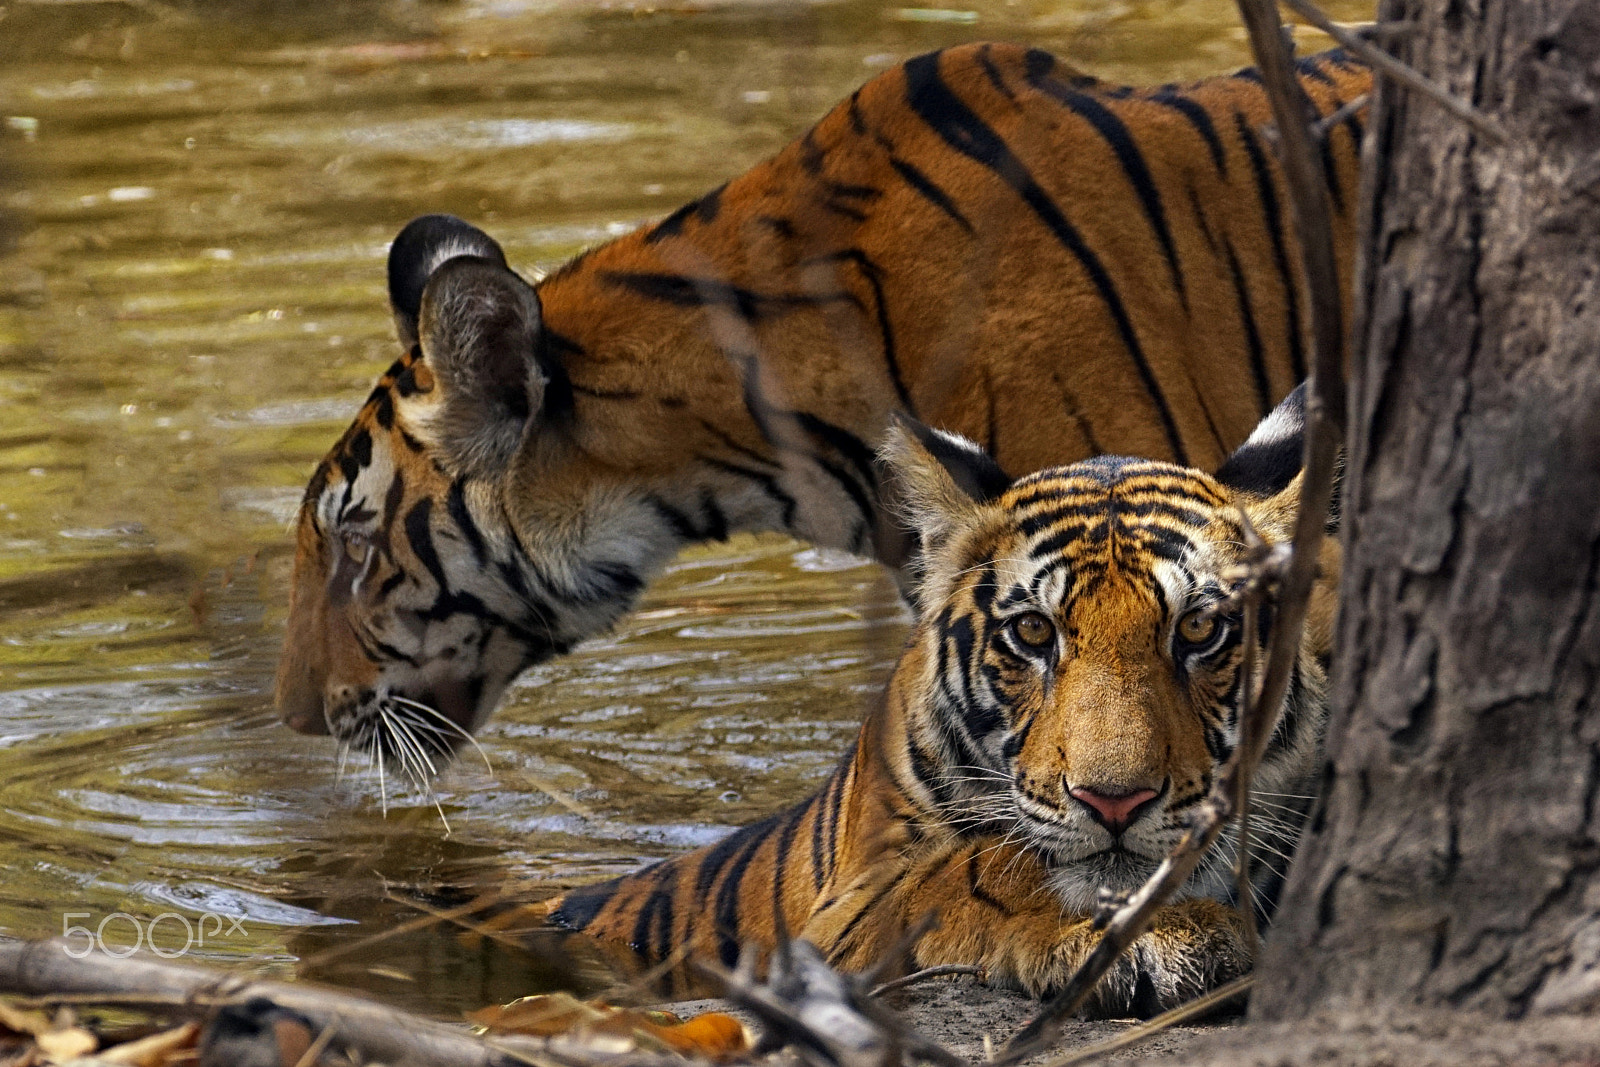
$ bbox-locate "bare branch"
[870,965,984,999]
[1312,93,1370,139]
[1280,0,1507,143]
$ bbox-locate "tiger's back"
[541,43,1367,478]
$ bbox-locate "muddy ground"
[674,977,1600,1066]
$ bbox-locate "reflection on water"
[0,0,1369,1016]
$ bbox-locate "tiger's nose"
[1069,785,1160,835]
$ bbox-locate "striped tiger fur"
[275,44,1366,753]
[542,386,1339,1017]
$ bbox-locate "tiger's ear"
[388,214,511,347]
[878,415,1012,558]
[411,254,546,480]
[1214,381,1340,531]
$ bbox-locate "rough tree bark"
[1253,0,1600,1026]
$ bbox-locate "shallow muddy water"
[0,0,1368,1015]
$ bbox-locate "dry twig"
[869,965,984,999]
[702,938,963,1067]
[1281,0,1506,143]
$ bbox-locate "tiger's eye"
[1177,609,1217,646]
[342,530,370,564]
[1010,611,1055,649]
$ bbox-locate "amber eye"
[1176,608,1218,647]
[1009,611,1056,650]
[341,530,371,565]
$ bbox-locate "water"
[0,0,1369,1016]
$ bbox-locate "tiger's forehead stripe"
[984,468,1226,596]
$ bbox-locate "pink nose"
[1069,786,1160,834]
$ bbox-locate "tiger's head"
[881,385,1337,911]
[275,216,688,759]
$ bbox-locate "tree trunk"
[1253,0,1600,1022]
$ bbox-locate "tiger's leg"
[811,838,1252,1018]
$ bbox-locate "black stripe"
[794,413,877,494]
[1150,90,1228,175]
[827,867,909,961]
[1297,55,1338,87]
[381,471,405,530]
[810,784,830,892]
[370,388,395,429]
[1025,52,1187,304]
[890,157,975,233]
[645,495,701,542]
[649,873,677,965]
[816,456,873,528]
[1223,237,1273,415]
[980,364,998,456]
[967,846,1015,915]
[799,130,825,175]
[339,428,372,487]
[446,480,488,565]
[908,738,952,809]
[713,816,781,968]
[902,50,1187,464]
[821,200,868,223]
[1186,183,1220,256]
[404,499,447,590]
[570,383,643,402]
[1234,111,1307,384]
[976,43,1018,103]
[646,183,725,244]
[802,248,914,413]
[1018,496,1212,534]
[825,181,880,202]
[756,214,796,240]
[698,490,730,542]
[550,878,621,931]
[823,761,849,883]
[601,270,862,320]
[702,456,798,529]
[770,799,809,931]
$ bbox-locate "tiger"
[274,43,1367,749]
[538,384,1339,1018]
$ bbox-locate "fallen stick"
[0,938,670,1067]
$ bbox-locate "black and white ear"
[388,214,510,348]
[413,251,545,480]
[1214,382,1307,498]
[878,415,1011,555]
[1214,381,1343,530]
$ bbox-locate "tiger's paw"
[1057,898,1253,1020]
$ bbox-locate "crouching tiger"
[542,385,1339,1017]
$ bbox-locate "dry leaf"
[97,1022,200,1066]
[468,992,604,1035]
[471,994,749,1061]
